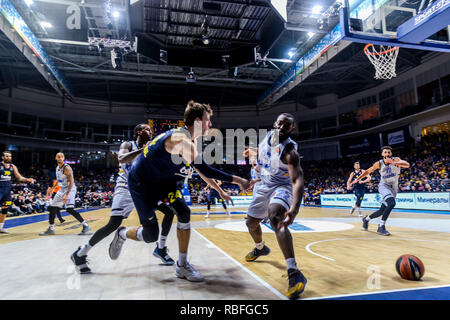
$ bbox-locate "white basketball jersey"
[56,164,72,192]
[257,131,297,186]
[379,158,401,185]
[116,141,139,186]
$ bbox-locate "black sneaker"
[377,224,391,236]
[245,245,271,262]
[287,268,307,300]
[71,247,92,274]
[153,245,175,265]
[362,216,369,231]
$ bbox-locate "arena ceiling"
[0,0,444,113]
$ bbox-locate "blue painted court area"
[4,208,99,228]
[323,286,450,300]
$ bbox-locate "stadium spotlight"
[307,32,315,39]
[312,5,323,14]
[287,48,296,58]
[112,11,120,18]
[25,0,33,6]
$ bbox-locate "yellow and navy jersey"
[352,169,366,189]
[131,127,192,185]
[0,162,15,187]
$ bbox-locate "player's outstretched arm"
[351,162,379,185]
[12,165,35,184]
[361,170,372,183]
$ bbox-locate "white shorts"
[247,182,293,219]
[50,188,76,209]
[378,183,398,205]
[110,186,135,219]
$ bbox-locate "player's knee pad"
[386,197,396,209]
[177,222,190,230]
[171,200,190,224]
[141,223,159,243]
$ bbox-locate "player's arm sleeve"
[192,156,233,182]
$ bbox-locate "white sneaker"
[109,226,126,260]
[175,261,204,282]
[0,228,10,234]
[226,210,232,217]
[205,212,210,218]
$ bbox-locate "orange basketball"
[395,254,425,281]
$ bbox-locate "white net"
[364,44,399,80]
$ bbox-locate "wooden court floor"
[0,205,449,300]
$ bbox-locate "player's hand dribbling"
[346,185,352,190]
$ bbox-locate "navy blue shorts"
[0,186,12,208]
[208,189,222,202]
[128,171,190,227]
[354,188,365,204]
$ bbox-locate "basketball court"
[1,204,449,300]
[0,0,449,304]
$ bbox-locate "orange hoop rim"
[364,43,399,55]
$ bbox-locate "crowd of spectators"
[5,131,448,216]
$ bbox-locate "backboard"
[340,0,450,52]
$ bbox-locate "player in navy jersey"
[204,180,231,218]
[108,100,257,282]
[71,124,177,273]
[346,161,371,217]
[0,151,35,234]
[351,146,410,235]
[244,113,307,299]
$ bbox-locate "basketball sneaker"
[226,209,232,217]
[362,216,369,231]
[0,228,10,234]
[71,247,92,274]
[287,268,307,300]
[175,261,204,282]
[153,245,175,265]
[39,227,55,236]
[109,226,126,260]
[377,225,391,236]
[245,245,271,262]
[205,211,210,219]
[357,209,362,217]
[78,224,91,235]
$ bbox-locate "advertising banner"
[320,192,449,211]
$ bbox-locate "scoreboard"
[148,119,184,136]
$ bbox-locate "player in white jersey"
[40,153,90,236]
[71,124,176,273]
[244,113,307,299]
[351,146,410,236]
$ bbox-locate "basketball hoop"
[364,44,399,80]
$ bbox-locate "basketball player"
[71,124,176,273]
[0,151,35,234]
[350,146,410,235]
[204,180,231,218]
[108,100,255,282]
[244,113,307,300]
[346,161,371,217]
[46,179,66,224]
[39,153,90,236]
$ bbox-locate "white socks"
[178,252,187,266]
[49,224,55,230]
[0,223,4,229]
[255,241,265,250]
[286,258,298,271]
[77,243,92,257]
[82,221,88,227]
[158,235,167,249]
[119,227,128,240]
[364,216,371,222]
[380,220,386,226]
